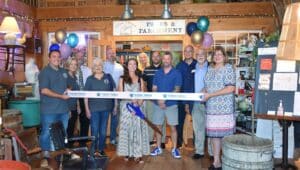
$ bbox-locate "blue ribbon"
[126,103,145,120]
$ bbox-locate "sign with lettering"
[68,91,204,101]
[113,20,186,36]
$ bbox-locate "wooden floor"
[103,139,300,170]
[27,132,300,170]
[105,142,211,170]
[29,139,300,170]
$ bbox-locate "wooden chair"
[4,127,42,162]
[49,121,110,170]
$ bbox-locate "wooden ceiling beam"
[36,2,274,20]
[38,17,275,33]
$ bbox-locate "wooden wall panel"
[38,16,275,66]
[0,0,35,18]
[37,2,276,66]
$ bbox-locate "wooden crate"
[3,109,23,132]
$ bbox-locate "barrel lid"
[223,134,273,149]
[3,109,21,115]
[8,99,40,104]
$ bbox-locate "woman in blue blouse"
[203,46,236,170]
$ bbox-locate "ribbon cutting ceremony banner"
[68,91,204,101]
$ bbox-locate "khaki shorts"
[152,104,178,126]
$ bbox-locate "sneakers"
[71,153,81,159]
[94,150,107,157]
[40,158,49,167]
[192,153,204,159]
[100,150,107,157]
[110,140,117,145]
[150,147,162,156]
[160,143,166,149]
[172,148,181,159]
[151,147,181,159]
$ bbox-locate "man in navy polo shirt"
[150,51,182,159]
[39,50,70,161]
[176,45,197,148]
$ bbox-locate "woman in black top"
[65,57,80,148]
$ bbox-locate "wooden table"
[256,114,300,170]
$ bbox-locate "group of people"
[38,46,122,162]
[38,44,236,170]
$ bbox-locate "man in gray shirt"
[39,50,69,160]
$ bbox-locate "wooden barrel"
[222,134,273,170]
[3,109,23,132]
[0,160,30,170]
[8,100,40,127]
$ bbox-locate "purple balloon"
[60,43,72,59]
[202,33,213,49]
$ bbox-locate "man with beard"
[143,51,166,148]
[150,52,182,159]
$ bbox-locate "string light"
[37,13,274,22]
[0,9,34,23]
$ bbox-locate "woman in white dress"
[117,58,150,163]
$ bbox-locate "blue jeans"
[39,113,68,151]
[110,112,119,142]
[90,111,109,153]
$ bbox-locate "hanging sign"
[113,20,186,36]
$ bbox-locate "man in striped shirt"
[142,51,166,148]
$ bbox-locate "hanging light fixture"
[161,0,172,19]
[121,0,134,20]
[0,16,20,45]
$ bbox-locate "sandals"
[124,156,144,164]
[94,152,101,157]
[124,156,130,162]
[134,157,144,164]
[209,164,222,170]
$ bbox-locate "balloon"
[60,43,72,59]
[49,43,60,52]
[197,16,210,32]
[67,33,79,48]
[186,22,198,36]
[202,32,214,49]
[191,30,203,45]
[55,29,67,44]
